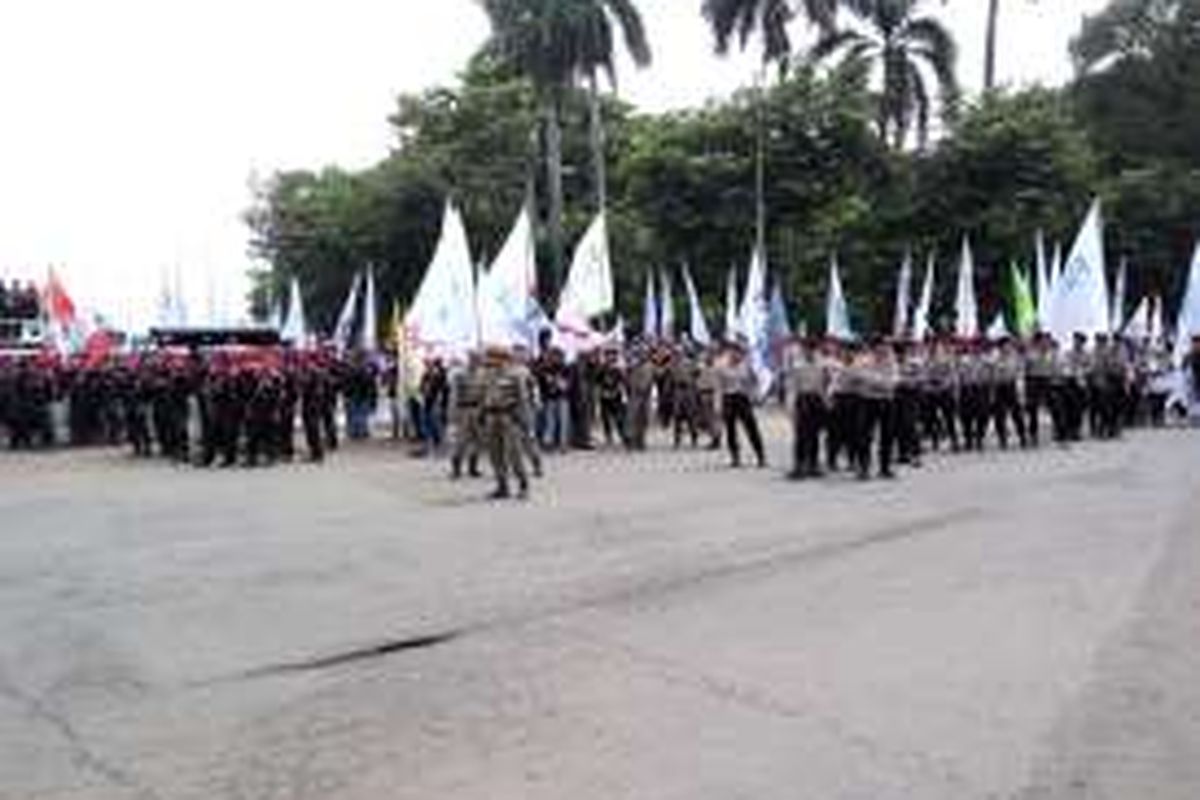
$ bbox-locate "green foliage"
[811,0,960,150]
[247,0,1200,336]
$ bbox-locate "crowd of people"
[0,348,380,468]
[2,326,1198,500]
[0,279,41,320]
[409,328,1199,498]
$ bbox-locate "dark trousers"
[599,395,626,446]
[302,410,324,462]
[853,396,895,478]
[960,385,989,450]
[791,394,825,476]
[827,393,854,470]
[723,393,764,467]
[992,382,1026,448]
[1026,376,1051,445]
[926,390,959,451]
[896,387,923,463]
[1061,382,1086,441]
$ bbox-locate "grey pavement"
[1,420,1198,799]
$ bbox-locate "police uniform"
[989,344,1027,449]
[450,361,485,479]
[716,350,765,468]
[786,347,827,479]
[481,351,532,499]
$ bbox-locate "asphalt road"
[1,421,1198,799]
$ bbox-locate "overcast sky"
[0,0,1107,326]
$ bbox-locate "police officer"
[450,353,485,479]
[626,344,655,451]
[717,340,765,469]
[786,337,827,480]
[480,346,531,500]
[990,338,1027,449]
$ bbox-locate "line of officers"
[443,330,1184,497]
[444,337,777,500]
[0,350,381,467]
[781,331,1179,481]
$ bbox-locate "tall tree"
[701,0,865,68]
[984,0,1000,90]
[812,0,959,149]
[479,0,650,295]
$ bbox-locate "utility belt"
[483,404,518,416]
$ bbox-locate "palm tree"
[984,0,999,90]
[812,0,958,150]
[701,0,864,69]
[479,0,651,292]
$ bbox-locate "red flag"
[44,267,77,325]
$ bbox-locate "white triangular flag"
[1123,295,1150,339]
[1049,199,1110,345]
[1050,241,1064,296]
[1151,295,1166,344]
[893,251,913,338]
[738,245,769,344]
[659,268,676,341]
[682,264,711,346]
[1172,242,1200,367]
[913,252,936,342]
[281,277,308,346]
[555,212,613,327]
[642,270,659,340]
[479,207,540,348]
[360,264,378,352]
[1110,258,1127,335]
[739,244,774,394]
[404,201,478,357]
[333,271,362,351]
[768,282,792,346]
[954,237,979,339]
[1036,231,1052,331]
[724,265,740,340]
[986,312,1009,341]
[826,256,853,341]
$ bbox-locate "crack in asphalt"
[229,507,980,684]
[0,666,161,800]
[240,631,463,678]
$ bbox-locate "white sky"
[0,0,1107,327]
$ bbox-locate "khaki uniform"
[482,363,532,497]
[450,365,485,477]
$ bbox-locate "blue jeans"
[347,400,372,440]
[539,397,570,450]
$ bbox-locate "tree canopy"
[246,0,1200,334]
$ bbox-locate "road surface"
[1,421,1198,799]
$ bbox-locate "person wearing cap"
[895,339,926,466]
[509,346,544,477]
[924,336,960,452]
[670,345,703,448]
[1024,332,1058,446]
[716,340,766,468]
[596,346,628,447]
[1060,333,1090,441]
[852,340,899,480]
[822,340,851,471]
[695,346,722,450]
[449,352,486,479]
[626,342,656,451]
[990,337,1027,449]
[786,337,828,479]
[957,339,989,451]
[481,346,532,499]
